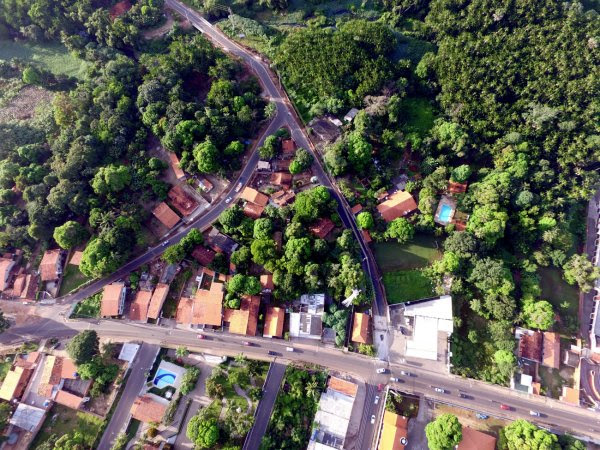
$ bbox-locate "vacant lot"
[374,234,442,272]
[59,264,91,296]
[0,40,88,79]
[32,404,104,449]
[539,267,579,316]
[383,269,435,304]
[433,403,509,438]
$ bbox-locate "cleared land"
[0,40,89,79]
[374,234,442,272]
[383,269,435,304]
[59,264,91,296]
[32,404,104,449]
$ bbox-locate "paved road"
[97,343,160,450]
[242,362,286,450]
[4,319,600,443]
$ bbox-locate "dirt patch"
[143,10,176,39]
[433,403,509,437]
[0,85,53,123]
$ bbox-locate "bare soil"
[0,85,53,123]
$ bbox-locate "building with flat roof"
[100,283,126,318]
[290,294,325,340]
[10,403,45,432]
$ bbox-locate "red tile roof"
[518,330,543,362]
[192,281,224,326]
[351,312,370,344]
[69,251,83,266]
[309,217,335,239]
[168,185,198,216]
[224,295,260,336]
[101,283,124,317]
[376,191,417,222]
[328,377,358,397]
[351,204,363,214]
[39,249,61,281]
[131,394,168,423]
[129,290,152,322]
[241,187,269,207]
[152,202,180,229]
[263,306,284,337]
[542,331,560,369]
[55,390,84,410]
[271,172,293,187]
[448,181,468,194]
[176,297,194,325]
[260,274,274,291]
[361,229,372,243]
[168,152,185,180]
[0,258,15,291]
[243,202,265,219]
[192,246,216,266]
[458,427,496,450]
[147,283,169,320]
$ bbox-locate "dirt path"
[143,10,175,39]
[234,384,253,415]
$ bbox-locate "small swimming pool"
[438,204,454,223]
[153,368,177,388]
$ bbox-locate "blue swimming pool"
[153,368,177,388]
[438,204,454,223]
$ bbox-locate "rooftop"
[168,185,197,216]
[328,377,357,397]
[54,390,84,410]
[191,246,216,266]
[129,290,152,322]
[271,172,293,187]
[281,138,296,154]
[542,331,560,369]
[243,202,265,219]
[560,386,580,405]
[191,281,224,326]
[152,202,180,229]
[263,306,284,338]
[147,283,169,320]
[241,187,269,207]
[309,217,335,239]
[101,283,125,317]
[10,403,45,432]
[176,297,194,325]
[516,328,543,362]
[131,394,169,423]
[168,152,186,180]
[272,190,295,207]
[0,258,15,290]
[378,410,408,450]
[376,191,418,222]
[39,249,62,281]
[351,204,363,215]
[457,426,496,450]
[260,274,274,291]
[224,295,260,336]
[0,366,31,401]
[69,251,83,266]
[448,181,468,194]
[351,312,370,344]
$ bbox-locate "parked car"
[242,341,251,346]
[374,395,380,405]
[475,413,489,420]
[161,240,170,246]
[370,415,376,425]
[529,410,541,417]
[197,334,205,340]
[390,377,400,383]
[268,350,276,356]
[376,368,387,374]
[400,370,410,376]
[235,182,242,192]
[500,404,511,411]
[433,387,446,394]
[286,347,294,352]
[225,197,232,204]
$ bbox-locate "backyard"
[375,234,441,303]
[538,267,580,333]
[386,390,419,418]
[32,404,104,449]
[71,293,101,318]
[58,264,91,296]
[0,40,89,79]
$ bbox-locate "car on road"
[235,182,242,192]
[529,410,541,417]
[225,197,232,204]
[161,240,169,246]
[500,404,511,411]
[370,415,376,425]
[400,370,411,376]
[475,413,489,420]
[286,347,294,352]
[433,387,446,394]
[376,368,387,374]
[242,341,251,346]
[268,350,277,356]
[374,395,380,405]
[458,392,473,399]
[197,334,205,340]
[390,377,400,383]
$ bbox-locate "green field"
[539,267,579,316]
[59,264,91,296]
[374,234,442,272]
[383,269,435,304]
[32,404,104,449]
[400,97,436,137]
[0,40,89,79]
[71,293,101,318]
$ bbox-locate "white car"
[370,415,376,425]
[286,347,294,352]
[434,387,445,394]
[374,395,380,405]
[235,182,242,192]
[225,197,232,204]
[376,368,387,374]
[390,377,399,383]
[400,370,410,376]
[529,410,541,417]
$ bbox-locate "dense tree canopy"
[425,414,462,450]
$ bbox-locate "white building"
[402,295,454,361]
[290,294,325,340]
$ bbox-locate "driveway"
[242,362,286,450]
[97,343,160,450]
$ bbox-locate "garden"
[32,404,104,449]
[385,390,419,419]
[71,293,101,318]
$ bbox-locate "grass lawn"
[399,97,435,137]
[58,264,91,296]
[539,267,579,317]
[33,404,104,449]
[71,293,101,318]
[0,40,89,79]
[374,234,442,272]
[0,359,11,382]
[383,269,435,304]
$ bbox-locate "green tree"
[450,164,471,183]
[53,221,89,249]
[289,148,313,174]
[0,311,11,333]
[563,254,600,293]
[385,218,414,244]
[469,258,514,296]
[111,433,128,450]
[493,349,516,379]
[356,211,374,230]
[253,218,273,239]
[501,419,559,450]
[187,416,219,449]
[293,186,331,222]
[66,330,99,365]
[176,346,189,359]
[162,244,186,264]
[91,165,131,195]
[425,414,462,450]
[22,66,41,85]
[523,300,554,330]
[194,140,219,174]
[251,238,277,266]
[346,132,372,173]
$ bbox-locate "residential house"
[54,390,86,410]
[207,227,238,254]
[290,293,325,340]
[281,138,296,156]
[147,283,169,320]
[560,386,580,405]
[272,159,291,172]
[38,355,78,398]
[152,202,180,230]
[9,403,46,433]
[240,187,269,207]
[243,202,265,219]
[351,204,363,215]
[351,313,370,344]
[20,274,38,301]
[271,172,293,189]
[263,306,284,338]
[168,152,186,180]
[516,327,543,362]
[260,274,274,292]
[271,190,295,207]
[191,246,216,266]
[376,191,418,222]
[129,290,153,322]
[448,181,468,194]
[197,176,214,192]
[100,283,126,318]
[0,257,15,291]
[0,366,33,401]
[176,297,194,325]
[224,295,260,336]
[309,217,335,239]
[190,278,224,327]
[257,161,271,171]
[38,249,63,282]
[131,394,169,423]
[69,251,83,266]
[168,185,197,216]
[377,410,408,450]
[542,331,560,369]
[457,427,496,450]
[361,229,373,243]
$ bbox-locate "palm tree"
[306,378,319,399]
[234,353,247,366]
[176,346,189,359]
